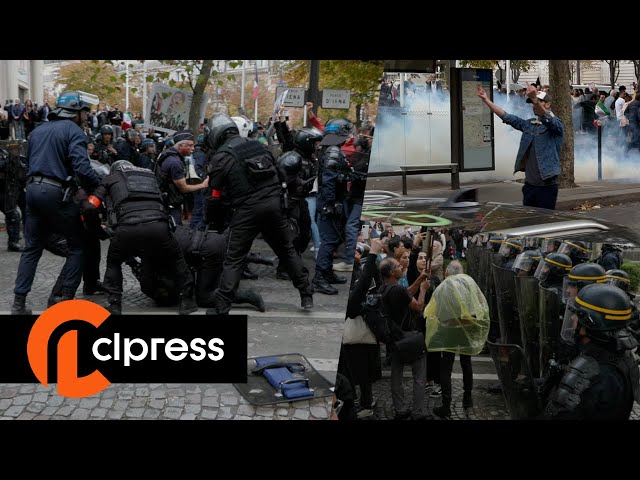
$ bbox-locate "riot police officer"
[545,283,639,419]
[534,252,572,290]
[561,262,606,304]
[511,249,541,277]
[596,244,624,271]
[12,91,101,315]
[274,150,312,279]
[85,160,197,315]
[497,238,523,270]
[605,269,634,300]
[91,125,119,165]
[135,225,266,312]
[204,113,314,314]
[557,240,590,265]
[312,130,353,295]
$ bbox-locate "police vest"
[109,167,167,225]
[318,145,351,199]
[154,149,184,206]
[216,136,280,202]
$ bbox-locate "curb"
[556,191,640,211]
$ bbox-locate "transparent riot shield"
[492,263,521,346]
[487,341,542,419]
[538,285,564,377]
[514,275,541,378]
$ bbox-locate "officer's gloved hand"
[97,225,114,240]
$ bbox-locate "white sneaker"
[333,262,353,272]
[309,246,315,252]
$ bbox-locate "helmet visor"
[562,276,580,304]
[561,298,579,344]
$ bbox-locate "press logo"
[16,300,246,398]
[27,300,111,398]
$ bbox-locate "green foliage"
[621,261,640,293]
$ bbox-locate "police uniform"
[205,113,313,314]
[89,161,197,315]
[155,145,186,226]
[12,91,100,314]
[544,283,639,419]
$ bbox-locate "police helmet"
[110,160,134,174]
[231,116,253,138]
[487,234,504,252]
[534,252,572,285]
[540,238,562,254]
[572,283,636,333]
[100,125,114,136]
[276,151,303,176]
[53,91,98,119]
[511,249,542,276]
[141,138,155,148]
[325,118,354,136]
[125,129,140,140]
[562,262,607,304]
[605,269,632,292]
[558,240,591,264]
[498,239,523,258]
[206,113,239,151]
[294,127,325,155]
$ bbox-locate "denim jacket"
[501,112,564,181]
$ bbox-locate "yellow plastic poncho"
[424,274,490,355]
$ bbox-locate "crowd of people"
[336,220,640,420]
[5,91,375,319]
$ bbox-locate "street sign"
[275,86,305,107]
[321,89,351,109]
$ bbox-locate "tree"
[277,60,383,125]
[549,60,575,189]
[509,60,533,84]
[55,61,130,110]
[603,60,620,89]
[630,60,640,85]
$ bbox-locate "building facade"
[0,60,44,105]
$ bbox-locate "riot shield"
[514,276,541,378]
[492,264,521,346]
[539,285,564,376]
[487,341,542,419]
[466,244,480,282]
[480,250,499,341]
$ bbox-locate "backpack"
[361,284,394,344]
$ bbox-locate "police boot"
[433,400,451,419]
[83,280,105,296]
[206,292,232,317]
[299,289,313,310]
[8,241,24,252]
[312,271,338,295]
[323,270,348,285]
[11,294,32,315]
[242,265,259,280]
[106,296,122,316]
[6,209,23,252]
[48,275,65,307]
[49,287,75,307]
[463,392,473,409]
[179,295,198,315]
[275,264,290,281]
[235,288,266,312]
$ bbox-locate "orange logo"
[27,300,111,398]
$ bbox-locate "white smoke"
[371,88,639,185]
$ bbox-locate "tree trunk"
[189,60,215,137]
[549,60,575,189]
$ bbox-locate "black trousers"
[216,195,310,304]
[103,220,193,300]
[82,227,102,287]
[440,351,473,406]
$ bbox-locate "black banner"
[0,313,247,386]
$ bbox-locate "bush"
[621,261,640,293]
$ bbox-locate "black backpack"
[361,284,393,344]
